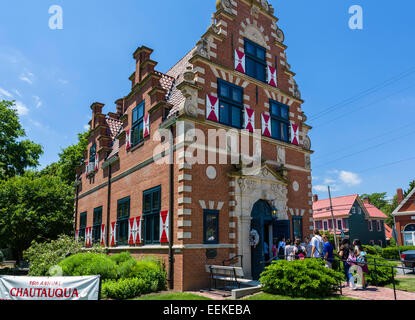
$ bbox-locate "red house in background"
[392,188,415,246]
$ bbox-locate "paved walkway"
[341,284,415,300]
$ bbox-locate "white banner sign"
[0,276,100,300]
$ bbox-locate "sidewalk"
[341,284,415,300]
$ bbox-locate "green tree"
[0,173,74,262]
[403,179,415,198]
[0,100,43,180]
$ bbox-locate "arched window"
[403,224,415,246]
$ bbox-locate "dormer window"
[244,38,266,82]
[131,101,145,147]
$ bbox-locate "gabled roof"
[384,224,392,240]
[106,117,123,139]
[392,187,415,216]
[313,194,388,220]
[363,203,388,219]
[313,194,358,219]
[165,48,194,118]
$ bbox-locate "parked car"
[401,250,415,268]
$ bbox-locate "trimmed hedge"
[58,253,118,280]
[260,259,344,298]
[381,246,415,260]
[56,252,167,299]
[101,278,158,300]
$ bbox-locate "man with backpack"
[310,229,323,258]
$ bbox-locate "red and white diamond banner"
[160,211,169,244]
[235,50,246,74]
[100,224,105,246]
[206,94,219,122]
[290,123,300,146]
[110,222,117,246]
[143,114,150,138]
[261,113,272,137]
[125,129,131,151]
[267,66,277,87]
[244,107,255,133]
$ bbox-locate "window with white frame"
[403,224,415,246]
[377,220,382,232]
[337,219,343,230]
[368,220,373,232]
[323,220,328,231]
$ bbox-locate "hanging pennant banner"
[0,276,100,300]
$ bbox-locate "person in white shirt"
[310,230,323,258]
[303,237,312,258]
[284,239,296,261]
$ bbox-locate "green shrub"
[365,255,397,286]
[259,259,344,298]
[382,246,415,260]
[0,250,4,265]
[23,235,105,276]
[363,245,378,256]
[373,245,383,254]
[110,251,134,265]
[389,237,396,247]
[58,253,117,280]
[101,278,156,300]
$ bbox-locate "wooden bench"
[205,265,253,293]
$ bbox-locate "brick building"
[392,188,415,246]
[74,0,314,291]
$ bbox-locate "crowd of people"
[267,229,369,291]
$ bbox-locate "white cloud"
[58,78,69,85]
[33,96,42,108]
[0,87,13,98]
[14,89,22,97]
[324,178,336,184]
[84,124,90,131]
[313,185,328,192]
[14,101,29,116]
[338,170,362,186]
[19,71,35,85]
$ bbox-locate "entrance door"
[273,220,291,242]
[251,200,273,280]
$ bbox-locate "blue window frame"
[79,212,87,242]
[218,79,243,129]
[292,216,303,240]
[203,210,219,244]
[244,38,266,82]
[131,101,145,147]
[117,197,130,245]
[269,99,290,143]
[89,143,96,163]
[92,207,102,244]
[143,186,161,245]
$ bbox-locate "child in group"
[354,239,369,290]
[346,250,358,290]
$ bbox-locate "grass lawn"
[243,293,355,300]
[133,293,212,300]
[385,277,415,293]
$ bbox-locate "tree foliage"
[41,131,89,186]
[0,173,74,261]
[0,100,43,180]
[360,179,415,228]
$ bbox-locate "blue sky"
[0,0,414,200]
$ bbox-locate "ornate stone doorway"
[231,165,289,279]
